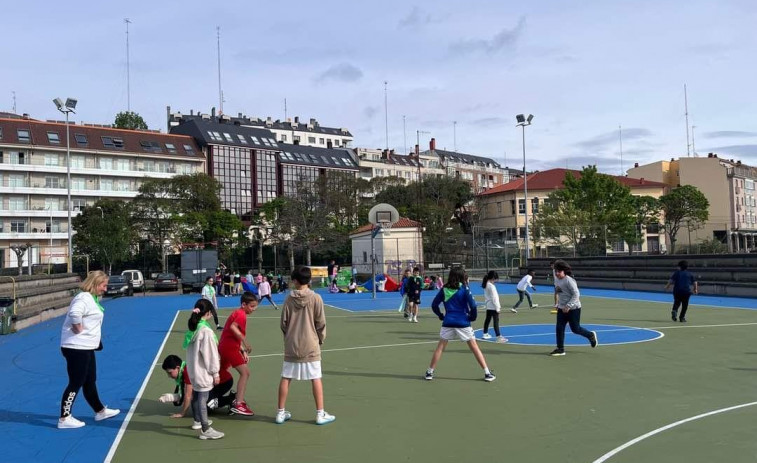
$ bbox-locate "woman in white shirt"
[482,271,507,343]
[58,271,120,429]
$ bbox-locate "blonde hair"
[80,270,109,294]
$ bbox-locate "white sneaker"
[412,316,419,323]
[199,427,224,440]
[192,419,213,430]
[207,398,219,410]
[408,316,414,322]
[510,308,518,314]
[482,333,492,339]
[316,411,336,425]
[94,407,120,422]
[58,415,85,429]
[275,410,292,424]
[531,304,539,308]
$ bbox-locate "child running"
[185,299,224,439]
[201,276,221,330]
[425,267,496,382]
[218,291,258,416]
[159,354,234,427]
[398,268,411,318]
[664,260,698,322]
[549,260,598,357]
[511,269,539,313]
[275,265,335,425]
[259,276,279,309]
[481,271,507,343]
[406,267,423,323]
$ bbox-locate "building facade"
[477,168,668,255]
[349,217,423,276]
[0,114,203,268]
[627,154,757,252]
[419,138,510,192]
[167,109,353,149]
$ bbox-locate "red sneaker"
[230,400,255,416]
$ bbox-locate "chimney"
[415,144,419,155]
[634,162,639,168]
[310,118,317,126]
[211,107,216,118]
[708,153,713,158]
[190,109,194,115]
[430,138,436,151]
[640,178,645,184]
[294,116,300,124]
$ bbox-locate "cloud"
[314,63,363,83]
[449,16,526,55]
[398,6,432,29]
[701,145,757,158]
[471,117,506,127]
[702,131,757,139]
[363,106,380,119]
[573,128,653,152]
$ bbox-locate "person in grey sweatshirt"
[549,260,597,356]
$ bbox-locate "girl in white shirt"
[58,271,120,429]
[481,271,507,343]
[512,269,538,313]
[201,277,221,329]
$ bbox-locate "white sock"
[278,408,285,413]
[427,368,434,374]
[316,409,325,416]
[484,367,491,375]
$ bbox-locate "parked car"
[106,275,129,296]
[155,273,179,291]
[121,270,145,292]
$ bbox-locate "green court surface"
[110,293,757,463]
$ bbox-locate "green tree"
[533,166,637,256]
[114,111,148,130]
[619,195,661,254]
[659,185,710,254]
[72,200,137,274]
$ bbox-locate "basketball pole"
[371,225,381,300]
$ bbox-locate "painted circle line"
[591,401,757,462]
[474,323,664,346]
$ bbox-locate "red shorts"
[219,342,245,370]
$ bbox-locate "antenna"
[384,81,389,151]
[692,125,698,157]
[619,125,624,175]
[403,115,407,155]
[12,91,16,114]
[284,98,287,120]
[684,84,691,157]
[217,26,224,115]
[124,18,131,112]
[453,121,457,152]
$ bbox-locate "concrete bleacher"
[0,274,81,332]
[520,255,757,298]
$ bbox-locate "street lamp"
[516,114,533,261]
[53,97,77,272]
[95,206,104,219]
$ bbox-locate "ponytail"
[188,299,214,331]
[481,270,499,288]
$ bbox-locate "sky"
[2,0,757,174]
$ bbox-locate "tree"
[659,185,709,254]
[114,111,148,130]
[72,200,137,274]
[619,195,661,254]
[533,166,638,256]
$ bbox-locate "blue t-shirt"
[670,270,695,294]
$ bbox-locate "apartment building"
[628,154,757,252]
[167,108,353,149]
[478,168,667,255]
[0,114,204,268]
[419,138,510,192]
[354,148,430,184]
[170,117,358,222]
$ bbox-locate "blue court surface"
[0,284,755,462]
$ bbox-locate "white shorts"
[440,326,475,342]
[281,361,322,380]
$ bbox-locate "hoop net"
[378,221,392,236]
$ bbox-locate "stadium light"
[516,114,534,261]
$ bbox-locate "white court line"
[249,340,440,359]
[591,401,757,463]
[104,310,180,463]
[580,293,754,311]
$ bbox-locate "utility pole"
[684,84,691,157]
[453,121,457,152]
[619,125,624,175]
[217,26,224,115]
[384,81,389,151]
[124,18,131,112]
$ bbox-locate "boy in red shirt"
[218,291,258,416]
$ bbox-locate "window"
[102,136,115,148]
[165,143,177,153]
[363,251,368,263]
[183,144,194,154]
[236,135,248,145]
[17,130,30,143]
[518,199,526,214]
[519,227,526,238]
[343,139,350,147]
[47,132,61,144]
[115,159,130,171]
[223,133,234,143]
[9,197,26,210]
[281,134,288,142]
[100,157,112,170]
[0,127,3,139]
[142,160,154,172]
[10,220,26,233]
[612,240,625,252]
[100,178,113,191]
[9,174,25,187]
[44,154,59,166]
[45,198,60,211]
[71,199,86,211]
[319,138,325,145]
[308,136,316,144]
[532,198,539,214]
[74,133,88,146]
[71,178,85,190]
[70,155,85,168]
[334,139,341,147]
[45,176,61,188]
[497,202,503,213]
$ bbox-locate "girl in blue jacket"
[425,267,496,382]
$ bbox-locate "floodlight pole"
[65,110,72,272]
[371,226,381,299]
[516,115,533,262]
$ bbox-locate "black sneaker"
[404,313,409,318]
[483,371,496,382]
[671,310,677,321]
[549,348,566,356]
[590,331,598,348]
[679,317,687,323]
[217,325,223,330]
[424,370,433,381]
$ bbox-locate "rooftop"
[479,168,667,196]
[350,217,422,235]
[169,111,353,138]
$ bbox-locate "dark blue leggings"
[555,308,593,349]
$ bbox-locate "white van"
[121,270,145,292]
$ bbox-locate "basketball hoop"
[367,203,400,300]
[378,220,392,237]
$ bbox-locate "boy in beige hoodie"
[275,265,335,425]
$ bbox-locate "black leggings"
[60,348,104,418]
[672,292,692,319]
[483,310,501,336]
[209,305,219,326]
[210,379,234,409]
